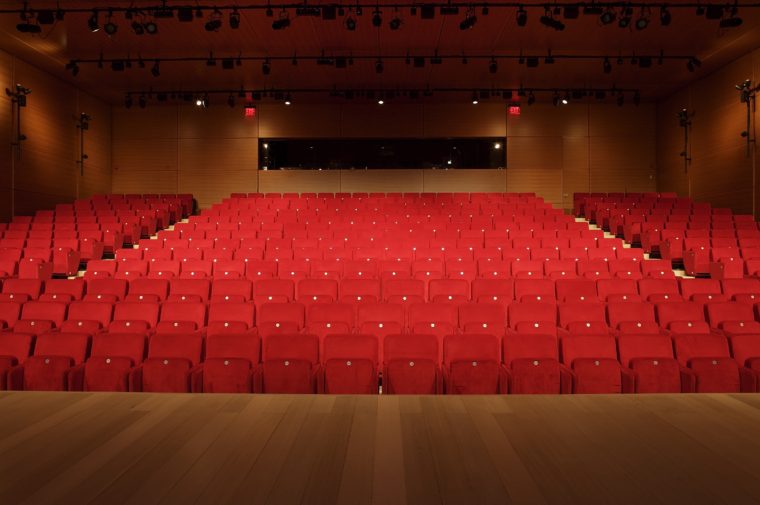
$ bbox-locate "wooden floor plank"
[1,392,760,505]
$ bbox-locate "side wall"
[112,102,656,210]
[657,49,760,216]
[0,50,112,220]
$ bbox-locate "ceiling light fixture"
[516,6,528,26]
[229,9,241,28]
[88,10,100,32]
[459,8,477,30]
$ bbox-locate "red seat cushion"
[384,359,437,394]
[447,360,501,394]
[572,358,623,394]
[323,358,377,394]
[630,358,682,393]
[84,357,133,392]
[141,358,192,392]
[202,358,254,393]
[509,358,562,394]
[689,358,741,393]
[23,356,73,391]
[262,359,316,394]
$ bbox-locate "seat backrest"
[443,333,500,367]
[207,302,255,327]
[91,333,146,365]
[148,333,203,365]
[113,301,160,328]
[205,333,261,364]
[383,333,439,366]
[34,332,89,365]
[617,336,674,367]
[262,333,319,364]
[257,302,305,328]
[322,334,378,364]
[502,334,558,366]
[607,302,655,328]
[673,334,731,366]
[561,336,618,366]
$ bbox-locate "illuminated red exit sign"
[244,104,256,118]
[508,105,521,116]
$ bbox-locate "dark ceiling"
[0,0,759,104]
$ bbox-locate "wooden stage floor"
[1,392,760,505]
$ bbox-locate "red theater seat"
[321,334,378,394]
[382,334,441,394]
[192,334,261,393]
[129,333,203,393]
[561,337,631,394]
[443,333,506,394]
[71,333,146,391]
[503,334,570,394]
[9,333,89,391]
[261,333,320,393]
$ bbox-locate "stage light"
[472,91,479,105]
[150,60,160,77]
[494,142,502,149]
[131,20,144,35]
[195,98,204,107]
[552,91,561,106]
[516,6,528,26]
[284,94,292,105]
[262,59,271,75]
[372,10,382,27]
[390,13,402,30]
[603,57,612,74]
[660,6,671,26]
[104,12,118,35]
[618,8,632,28]
[205,9,223,31]
[88,11,100,32]
[489,58,497,74]
[125,94,133,109]
[720,8,743,28]
[65,61,80,76]
[378,99,384,105]
[635,8,649,30]
[686,57,701,72]
[562,92,570,105]
[375,59,384,73]
[459,9,476,30]
[600,8,616,25]
[138,95,147,108]
[230,9,241,28]
[540,9,565,30]
[345,16,356,30]
[144,20,158,34]
[16,16,41,33]
[272,11,291,30]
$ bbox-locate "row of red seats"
[2,297,760,342]
[2,277,757,306]
[1,331,757,394]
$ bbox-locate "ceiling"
[1,0,759,104]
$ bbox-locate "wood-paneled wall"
[507,104,657,209]
[113,101,656,210]
[0,50,111,220]
[657,49,760,216]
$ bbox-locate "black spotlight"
[600,8,616,25]
[459,9,476,30]
[104,12,118,35]
[516,6,528,26]
[686,57,701,72]
[272,11,290,30]
[131,20,144,35]
[65,61,80,76]
[262,60,271,75]
[552,91,561,106]
[540,10,565,30]
[527,91,536,105]
[144,20,158,34]
[16,19,42,33]
[345,16,356,30]
[125,94,133,109]
[229,9,241,28]
[227,94,236,108]
[205,9,223,31]
[720,10,743,28]
[618,7,632,28]
[37,10,55,24]
[603,57,612,73]
[635,10,649,30]
[88,10,100,32]
[489,58,497,73]
[372,9,382,27]
[150,60,160,77]
[660,6,672,26]
[375,59,384,73]
[390,15,402,30]
[138,95,147,109]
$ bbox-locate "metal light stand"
[76,113,91,176]
[5,84,31,158]
[737,79,759,157]
[677,108,693,173]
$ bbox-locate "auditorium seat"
[0,301,22,329]
[110,301,159,334]
[15,301,67,335]
[167,278,210,303]
[321,334,378,394]
[39,278,85,302]
[8,332,89,391]
[458,303,506,335]
[443,333,505,394]
[129,333,203,393]
[728,335,760,392]
[70,333,146,391]
[296,278,338,305]
[503,334,570,394]
[192,333,261,393]
[0,333,33,389]
[607,302,661,336]
[256,302,305,337]
[508,301,557,337]
[561,337,632,394]
[383,279,425,305]
[260,333,320,393]
[408,303,458,338]
[673,334,743,392]
[206,302,255,336]
[558,302,611,337]
[382,333,441,394]
[155,301,207,334]
[61,301,113,334]
[84,278,127,303]
[617,336,685,393]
